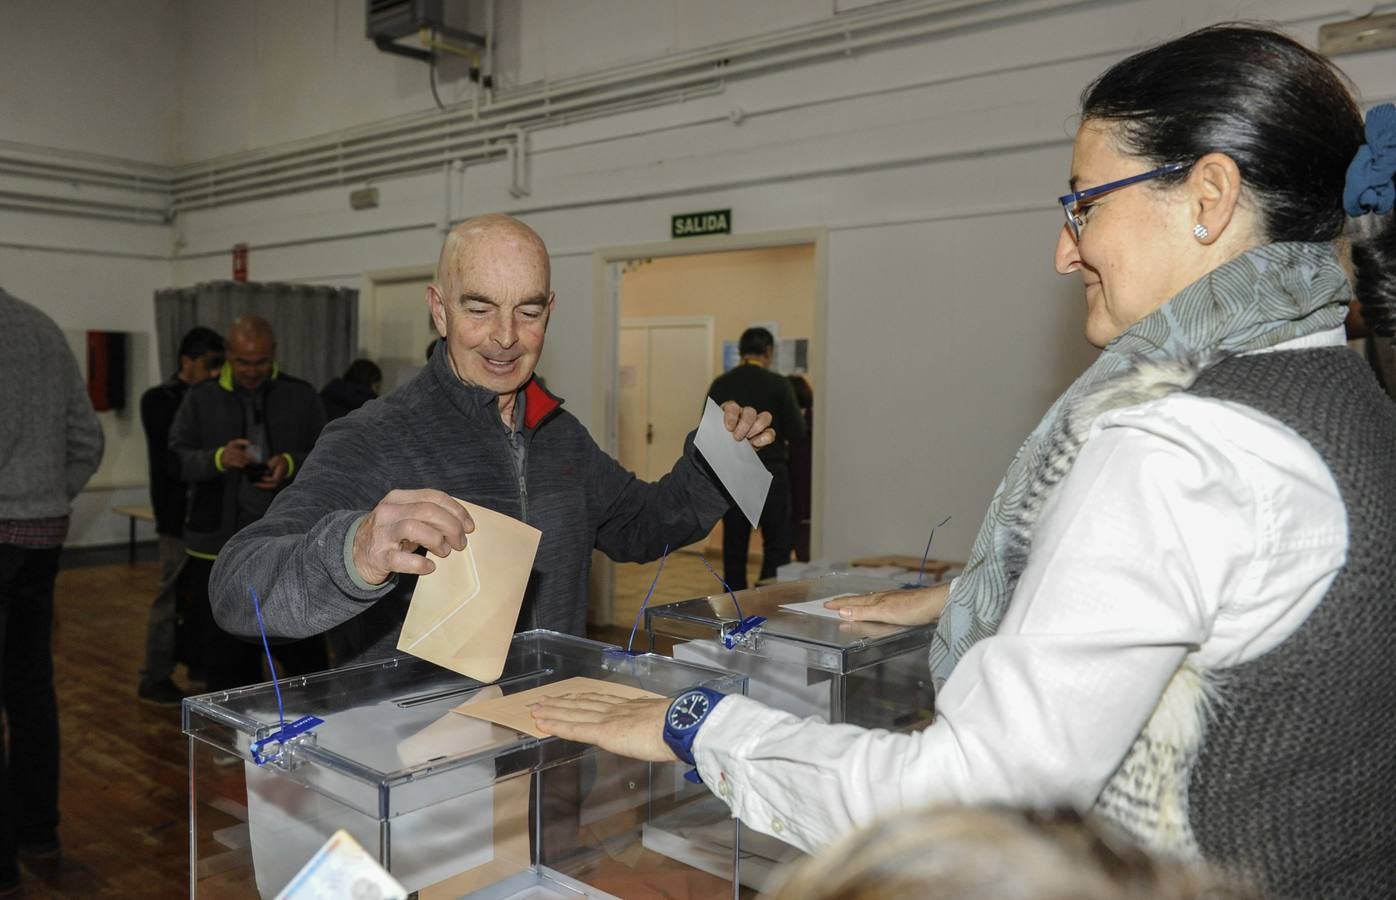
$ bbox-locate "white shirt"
[693,328,1350,852]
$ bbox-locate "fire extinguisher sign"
[232,243,249,282]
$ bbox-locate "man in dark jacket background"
[320,358,382,421]
[136,326,223,705]
[171,316,326,689]
[211,214,779,664]
[707,327,806,588]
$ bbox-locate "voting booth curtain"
[154,281,358,390]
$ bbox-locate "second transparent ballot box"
[646,573,936,731]
[183,629,748,899]
[644,573,938,891]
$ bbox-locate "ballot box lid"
[182,629,743,798]
[645,573,935,673]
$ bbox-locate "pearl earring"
[1193,223,1209,240]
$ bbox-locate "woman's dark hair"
[1081,24,1395,334]
[343,358,382,387]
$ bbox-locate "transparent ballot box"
[644,574,937,891]
[646,573,935,729]
[183,629,748,899]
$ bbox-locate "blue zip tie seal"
[247,585,324,766]
[696,556,767,649]
[721,614,767,649]
[900,514,951,590]
[250,714,325,766]
[605,544,671,661]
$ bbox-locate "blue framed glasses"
[1058,163,1189,240]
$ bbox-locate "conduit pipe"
[507,129,529,198]
[0,189,167,223]
[166,0,1107,211]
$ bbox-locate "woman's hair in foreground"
[764,805,1257,900]
[1079,24,1396,335]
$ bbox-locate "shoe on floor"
[17,839,59,860]
[138,677,188,707]
[16,830,59,861]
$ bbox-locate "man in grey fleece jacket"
[211,214,777,663]
[0,289,103,892]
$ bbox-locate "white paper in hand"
[694,397,772,528]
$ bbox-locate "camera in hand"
[243,461,270,481]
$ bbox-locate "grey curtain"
[154,281,357,390]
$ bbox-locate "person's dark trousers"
[184,556,263,692]
[721,462,794,590]
[0,544,63,877]
[139,534,186,689]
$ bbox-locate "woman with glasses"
[533,25,1396,898]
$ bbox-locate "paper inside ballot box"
[452,676,665,738]
[411,688,533,899]
[247,686,529,897]
[396,499,542,682]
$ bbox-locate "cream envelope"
[396,499,542,682]
[452,676,665,739]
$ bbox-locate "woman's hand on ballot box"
[531,693,676,762]
[823,583,950,627]
[352,488,475,586]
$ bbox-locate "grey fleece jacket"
[0,290,104,520]
[210,346,732,662]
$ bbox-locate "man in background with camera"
[171,315,326,690]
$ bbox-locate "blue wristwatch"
[663,687,727,766]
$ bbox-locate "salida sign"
[671,209,731,238]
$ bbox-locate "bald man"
[171,315,327,689]
[211,214,777,664]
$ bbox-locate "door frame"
[591,228,828,624]
[361,264,436,353]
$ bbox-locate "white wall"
[0,213,172,547]
[0,0,181,163]
[5,0,1395,554]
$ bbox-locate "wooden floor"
[20,557,189,898]
[12,548,759,898]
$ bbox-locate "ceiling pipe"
[12,0,1141,217]
[166,0,1099,203]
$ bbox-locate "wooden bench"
[850,555,961,582]
[111,504,155,565]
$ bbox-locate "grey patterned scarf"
[928,241,1352,689]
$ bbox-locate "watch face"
[667,691,711,731]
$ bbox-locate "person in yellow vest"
[170,315,326,690]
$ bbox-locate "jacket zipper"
[506,425,534,628]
